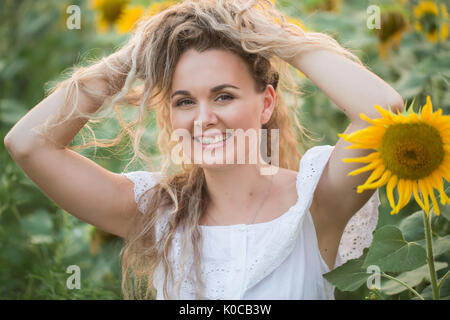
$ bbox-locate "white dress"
[121,144,380,299]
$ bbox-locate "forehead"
[171,48,253,91]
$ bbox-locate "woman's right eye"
[175,99,193,107]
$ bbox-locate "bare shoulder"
[272,167,298,207]
[274,167,297,191]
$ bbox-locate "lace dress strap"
[121,171,163,214]
[336,188,380,267]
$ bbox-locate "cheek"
[226,103,260,129]
[170,110,191,130]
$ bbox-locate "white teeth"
[196,133,231,145]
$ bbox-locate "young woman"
[4,0,404,299]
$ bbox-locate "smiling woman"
[4,0,382,300]
[169,48,280,169]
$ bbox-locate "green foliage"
[362,225,427,273]
[322,248,372,292]
[381,262,448,295]
[324,205,450,300]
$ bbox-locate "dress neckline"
[199,172,301,231]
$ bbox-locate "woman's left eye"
[217,94,234,102]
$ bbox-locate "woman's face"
[169,48,275,169]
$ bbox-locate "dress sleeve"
[120,171,163,214]
[335,188,380,267]
[298,145,380,269]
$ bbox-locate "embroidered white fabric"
[121,144,380,299]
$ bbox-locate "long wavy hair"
[35,0,363,299]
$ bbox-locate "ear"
[261,84,276,125]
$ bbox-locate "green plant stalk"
[380,273,424,300]
[423,211,439,300]
[438,271,450,291]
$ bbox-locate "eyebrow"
[170,84,240,99]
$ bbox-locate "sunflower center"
[421,13,438,33]
[380,123,444,180]
[100,0,127,24]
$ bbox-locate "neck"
[202,163,275,224]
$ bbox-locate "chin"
[199,162,237,171]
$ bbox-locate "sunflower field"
[0,0,449,300]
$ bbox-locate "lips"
[194,130,230,138]
[194,132,233,145]
[193,133,233,151]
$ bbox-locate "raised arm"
[287,45,403,270]
[4,47,138,239]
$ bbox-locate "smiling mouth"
[194,133,233,150]
[194,132,233,146]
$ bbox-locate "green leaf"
[416,53,450,77]
[0,98,29,126]
[394,71,427,99]
[415,272,450,300]
[323,248,370,292]
[439,203,450,222]
[417,235,450,257]
[362,226,427,272]
[399,211,425,242]
[20,209,53,236]
[381,262,448,295]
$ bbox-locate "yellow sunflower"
[440,3,449,42]
[413,1,448,43]
[90,0,128,33]
[115,5,145,34]
[305,0,342,13]
[338,97,450,217]
[376,10,408,59]
[148,0,178,17]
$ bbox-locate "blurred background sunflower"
[90,0,129,33]
[90,0,179,33]
[375,9,409,59]
[413,0,449,43]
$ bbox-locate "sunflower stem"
[438,271,450,291]
[380,273,424,300]
[423,210,439,300]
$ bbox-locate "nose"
[195,101,218,129]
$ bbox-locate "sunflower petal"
[436,118,450,131]
[342,152,380,163]
[374,105,394,120]
[359,113,390,126]
[387,175,398,214]
[413,180,427,212]
[444,144,450,155]
[357,169,391,192]
[392,113,407,124]
[399,179,413,209]
[406,113,420,123]
[438,163,450,181]
[347,159,382,176]
[346,143,380,149]
[418,179,430,216]
[365,164,386,185]
[345,127,385,140]
[433,170,450,205]
[430,108,443,124]
[424,177,440,216]
[393,179,406,214]
[420,95,433,122]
